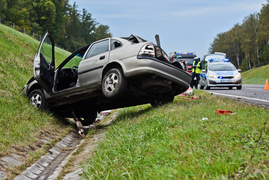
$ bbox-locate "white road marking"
[210,92,269,103]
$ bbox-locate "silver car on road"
[199,61,242,90]
[23,31,191,126]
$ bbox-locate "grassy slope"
[82,91,269,179]
[1,23,268,178]
[242,64,269,84]
[0,24,72,156]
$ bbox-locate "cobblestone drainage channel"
[0,111,113,180]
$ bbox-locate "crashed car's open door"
[33,31,55,94]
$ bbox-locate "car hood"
[208,70,239,76]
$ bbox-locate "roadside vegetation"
[0,0,111,52]
[1,23,268,178]
[82,90,269,179]
[0,24,73,161]
[241,64,269,84]
[210,2,269,71]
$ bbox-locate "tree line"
[0,0,112,52]
[209,1,269,71]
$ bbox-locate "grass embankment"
[242,64,269,84]
[0,24,72,158]
[82,90,269,179]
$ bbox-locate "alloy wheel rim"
[31,94,42,108]
[105,73,119,93]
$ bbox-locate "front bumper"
[206,77,242,87]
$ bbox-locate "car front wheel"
[28,89,48,110]
[102,68,127,99]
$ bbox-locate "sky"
[69,0,267,58]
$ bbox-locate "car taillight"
[138,44,155,57]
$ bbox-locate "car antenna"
[155,34,161,47]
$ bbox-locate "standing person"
[190,57,202,89]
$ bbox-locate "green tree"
[0,0,7,19]
[32,0,56,33]
[257,1,269,65]
[229,24,243,68]
[241,14,259,70]
[94,24,112,41]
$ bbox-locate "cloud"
[168,2,264,18]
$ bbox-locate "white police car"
[199,59,242,90]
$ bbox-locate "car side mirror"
[237,69,241,72]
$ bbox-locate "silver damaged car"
[23,31,191,131]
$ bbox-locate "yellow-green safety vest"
[192,61,201,74]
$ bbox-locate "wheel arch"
[27,83,43,97]
[101,61,124,80]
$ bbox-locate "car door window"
[85,40,109,59]
[40,36,53,64]
[63,53,83,69]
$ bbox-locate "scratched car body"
[23,31,191,125]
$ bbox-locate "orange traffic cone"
[263,79,269,90]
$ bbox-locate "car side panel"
[78,51,110,86]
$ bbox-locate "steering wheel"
[71,66,78,76]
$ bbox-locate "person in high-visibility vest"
[190,57,202,89]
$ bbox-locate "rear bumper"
[122,56,191,89]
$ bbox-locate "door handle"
[99,55,105,60]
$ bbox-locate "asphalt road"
[203,84,269,109]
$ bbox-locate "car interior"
[55,48,87,91]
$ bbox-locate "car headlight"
[208,74,217,78]
[234,73,241,78]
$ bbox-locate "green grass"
[82,91,269,179]
[0,24,72,154]
[241,64,269,84]
[1,23,269,179]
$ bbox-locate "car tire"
[229,87,233,89]
[81,111,97,126]
[28,89,48,110]
[151,95,174,108]
[200,85,204,89]
[205,84,210,90]
[102,68,127,99]
[237,86,242,90]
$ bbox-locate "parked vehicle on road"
[203,52,226,62]
[199,59,242,90]
[170,52,196,74]
[23,31,191,126]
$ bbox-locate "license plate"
[221,79,231,83]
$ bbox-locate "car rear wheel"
[102,68,127,99]
[28,89,48,110]
[237,86,242,90]
[229,87,233,89]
